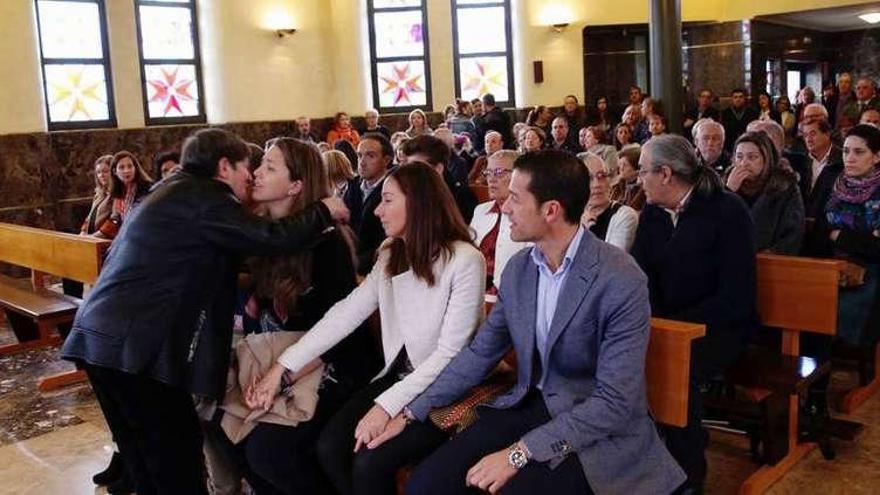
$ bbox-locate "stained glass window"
[35,0,116,130]
[452,0,514,105]
[135,0,205,124]
[367,0,432,111]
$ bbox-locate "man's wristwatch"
[507,442,529,470]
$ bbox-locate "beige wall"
[1,0,877,135]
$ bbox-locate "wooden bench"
[837,343,880,413]
[0,222,109,390]
[706,254,845,495]
[470,184,490,204]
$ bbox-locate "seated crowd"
[66,74,880,495]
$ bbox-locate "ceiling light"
[859,12,880,24]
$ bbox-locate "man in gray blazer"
[390,150,685,494]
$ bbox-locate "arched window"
[451,0,514,105]
[35,0,116,130]
[367,0,433,112]
[134,0,205,124]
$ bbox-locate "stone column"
[649,0,683,134]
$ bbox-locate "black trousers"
[84,363,207,495]
[315,374,448,495]
[206,381,356,495]
[405,392,591,495]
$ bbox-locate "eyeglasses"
[482,168,512,179]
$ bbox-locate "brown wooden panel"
[755,254,845,336]
[647,317,706,427]
[0,222,109,284]
[470,185,490,204]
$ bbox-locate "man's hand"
[321,197,350,223]
[465,448,519,494]
[353,404,391,452]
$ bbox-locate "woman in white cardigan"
[470,149,531,293]
[250,162,485,495]
[579,152,639,251]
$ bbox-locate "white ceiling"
[756,3,880,32]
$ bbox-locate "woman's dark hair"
[181,128,250,177]
[757,91,772,108]
[384,162,473,286]
[153,150,180,180]
[245,142,264,173]
[512,150,589,225]
[846,124,880,154]
[455,98,469,115]
[109,151,153,198]
[333,112,349,127]
[526,105,549,126]
[251,138,355,311]
[333,139,358,169]
[400,135,450,167]
[731,131,795,195]
[614,123,633,149]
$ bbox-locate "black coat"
[632,189,759,374]
[61,173,333,398]
[343,176,386,276]
[801,151,844,258]
[483,107,513,150]
[721,106,760,152]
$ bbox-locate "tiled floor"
[1,323,878,494]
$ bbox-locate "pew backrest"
[647,317,706,427]
[0,222,110,286]
[755,254,845,337]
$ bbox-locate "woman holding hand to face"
[725,131,804,254]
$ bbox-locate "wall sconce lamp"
[551,23,569,33]
[275,28,297,38]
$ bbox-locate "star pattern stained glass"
[44,64,110,122]
[136,0,204,122]
[458,57,509,102]
[36,0,114,128]
[452,0,513,105]
[144,64,199,118]
[376,61,427,108]
[368,0,431,111]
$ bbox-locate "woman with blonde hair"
[323,149,357,198]
[405,109,432,138]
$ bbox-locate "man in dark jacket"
[401,134,477,223]
[721,88,759,152]
[482,93,513,150]
[345,132,393,276]
[632,134,758,493]
[61,128,349,495]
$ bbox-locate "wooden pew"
[0,222,109,390]
[838,343,880,413]
[470,184,490,204]
[721,254,845,495]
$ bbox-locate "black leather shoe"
[92,451,125,485]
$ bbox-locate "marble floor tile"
[0,422,112,495]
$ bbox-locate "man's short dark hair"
[564,94,579,103]
[731,88,747,96]
[153,150,180,179]
[401,135,450,167]
[362,132,394,159]
[181,128,249,177]
[513,150,589,225]
[482,93,496,107]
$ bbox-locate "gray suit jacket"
[409,231,686,494]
